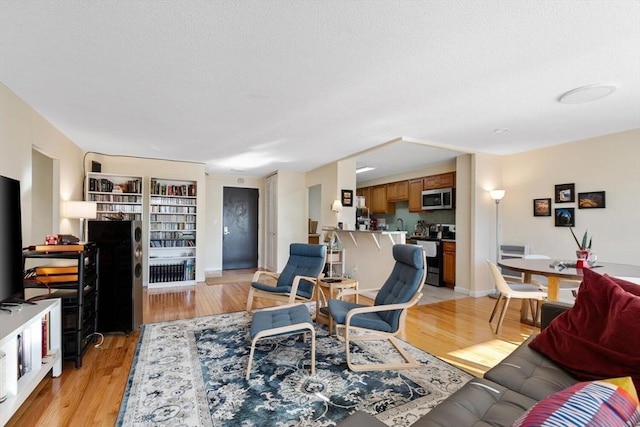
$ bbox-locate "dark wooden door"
[222,187,259,270]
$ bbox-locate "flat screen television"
[0,174,24,304]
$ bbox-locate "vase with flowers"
[570,227,592,268]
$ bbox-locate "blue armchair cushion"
[251,243,326,300]
[250,304,313,339]
[328,244,424,333]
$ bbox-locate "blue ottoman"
[246,304,316,380]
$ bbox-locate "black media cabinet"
[23,243,99,368]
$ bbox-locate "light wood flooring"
[6,269,537,426]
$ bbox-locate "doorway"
[222,187,259,270]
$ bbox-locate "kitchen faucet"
[396,218,404,231]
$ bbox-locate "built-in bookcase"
[148,178,197,288]
[86,173,143,221]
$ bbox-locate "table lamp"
[64,201,97,242]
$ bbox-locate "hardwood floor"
[6,270,537,426]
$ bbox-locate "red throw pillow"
[608,275,640,296]
[529,268,640,390]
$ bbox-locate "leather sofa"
[337,301,577,427]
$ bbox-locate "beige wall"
[1,83,84,245]
[501,129,640,265]
[3,82,638,291]
[275,170,307,270]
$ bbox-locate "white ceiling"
[1,1,639,182]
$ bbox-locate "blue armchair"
[328,244,426,371]
[246,243,327,312]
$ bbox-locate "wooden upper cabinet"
[370,184,395,214]
[356,187,371,207]
[423,172,456,190]
[386,180,409,202]
[408,178,423,212]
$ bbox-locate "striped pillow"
[512,377,640,427]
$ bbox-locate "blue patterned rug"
[117,308,472,426]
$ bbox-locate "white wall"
[501,129,640,265]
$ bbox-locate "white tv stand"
[0,299,62,425]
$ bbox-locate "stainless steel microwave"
[421,188,454,210]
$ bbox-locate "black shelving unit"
[23,243,99,368]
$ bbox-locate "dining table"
[498,258,640,325]
[498,258,640,301]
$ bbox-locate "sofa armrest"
[541,301,572,330]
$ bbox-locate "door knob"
[223,226,230,235]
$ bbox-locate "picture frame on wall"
[554,183,575,203]
[341,189,353,207]
[578,191,606,209]
[554,208,575,227]
[533,198,552,216]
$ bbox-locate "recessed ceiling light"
[356,166,376,174]
[558,83,618,104]
[494,128,509,134]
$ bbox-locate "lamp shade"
[331,199,343,212]
[64,201,97,219]
[489,190,506,201]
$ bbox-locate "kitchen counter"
[334,229,406,250]
[331,229,406,290]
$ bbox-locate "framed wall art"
[533,198,552,216]
[578,191,606,209]
[554,208,575,227]
[554,183,575,203]
[341,189,353,207]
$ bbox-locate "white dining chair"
[487,260,548,334]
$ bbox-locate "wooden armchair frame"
[246,270,323,312]
[334,287,424,371]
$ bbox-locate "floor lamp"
[489,190,505,298]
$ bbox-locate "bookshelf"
[85,173,143,221]
[148,178,197,288]
[0,299,62,425]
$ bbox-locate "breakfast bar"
[331,229,406,291]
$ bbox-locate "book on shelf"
[42,313,50,358]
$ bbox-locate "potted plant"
[570,227,592,260]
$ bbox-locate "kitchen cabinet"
[370,184,395,215]
[386,180,409,201]
[423,172,456,190]
[356,187,371,207]
[408,179,423,212]
[443,241,456,288]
